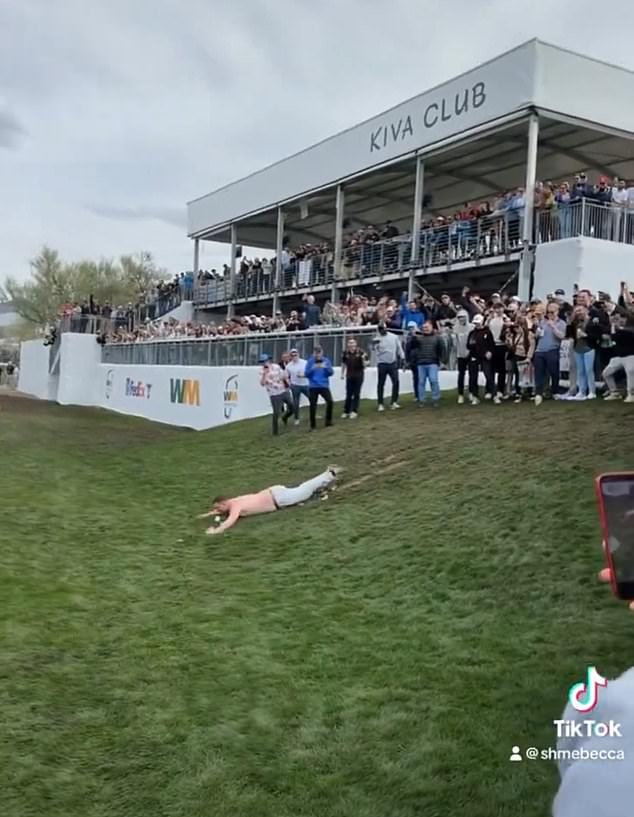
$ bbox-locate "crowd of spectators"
[251,279,634,438]
[192,173,634,300]
[53,274,194,338]
[403,281,634,406]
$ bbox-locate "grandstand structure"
[187,40,634,317]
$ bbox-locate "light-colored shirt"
[261,363,288,396]
[487,315,505,344]
[374,332,404,364]
[612,188,628,206]
[285,359,308,386]
[536,318,566,353]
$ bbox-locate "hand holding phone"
[596,473,634,600]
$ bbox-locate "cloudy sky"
[1,0,633,282]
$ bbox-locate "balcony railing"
[193,200,634,307]
[101,325,404,367]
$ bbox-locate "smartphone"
[595,472,634,599]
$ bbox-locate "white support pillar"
[272,206,284,316]
[518,115,539,302]
[227,223,237,319]
[409,156,425,299]
[192,238,200,277]
[331,184,345,303]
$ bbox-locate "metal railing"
[102,325,405,367]
[193,200,634,307]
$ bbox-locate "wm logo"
[223,374,238,419]
[170,378,200,406]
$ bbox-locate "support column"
[192,238,200,277]
[518,115,539,302]
[331,184,345,303]
[272,206,284,316]
[409,156,425,299]
[227,223,237,320]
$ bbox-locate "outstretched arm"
[206,506,240,535]
[198,509,215,519]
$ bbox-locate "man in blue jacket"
[399,294,426,330]
[304,345,334,430]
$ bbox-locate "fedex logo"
[125,378,152,399]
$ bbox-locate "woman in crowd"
[502,314,535,402]
[567,305,602,400]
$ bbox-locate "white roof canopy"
[187,40,634,246]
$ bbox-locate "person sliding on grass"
[199,465,342,534]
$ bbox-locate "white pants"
[270,469,335,508]
[603,355,634,395]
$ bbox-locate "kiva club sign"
[369,82,487,153]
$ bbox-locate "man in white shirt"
[259,353,293,435]
[285,348,310,425]
[611,178,629,241]
[372,323,405,411]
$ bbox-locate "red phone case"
[595,472,634,600]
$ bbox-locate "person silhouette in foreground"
[199,465,342,535]
[552,566,634,817]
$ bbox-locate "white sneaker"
[457,395,465,405]
[349,412,358,419]
[625,395,634,404]
[470,396,480,406]
[293,419,300,426]
[534,395,543,406]
[573,394,587,401]
[587,393,596,400]
[493,396,501,405]
[391,403,400,410]
[378,404,385,412]
[341,412,349,419]
[604,393,622,401]
[484,393,493,401]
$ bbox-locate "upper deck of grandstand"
[186,40,634,312]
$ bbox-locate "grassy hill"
[1,393,633,817]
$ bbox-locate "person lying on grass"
[199,465,341,534]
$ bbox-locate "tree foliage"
[3,247,165,326]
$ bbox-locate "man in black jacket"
[603,315,634,402]
[405,322,421,403]
[411,321,443,406]
[467,313,495,404]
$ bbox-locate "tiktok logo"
[568,666,608,713]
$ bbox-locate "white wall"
[20,333,464,430]
[57,332,103,406]
[17,339,57,400]
[534,237,634,302]
[97,364,461,430]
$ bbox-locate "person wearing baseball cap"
[285,349,310,426]
[466,313,495,404]
[453,310,473,404]
[405,321,421,403]
[259,354,294,435]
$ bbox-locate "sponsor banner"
[93,364,463,430]
[96,365,270,430]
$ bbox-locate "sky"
[1,0,633,283]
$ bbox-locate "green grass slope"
[1,394,633,817]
